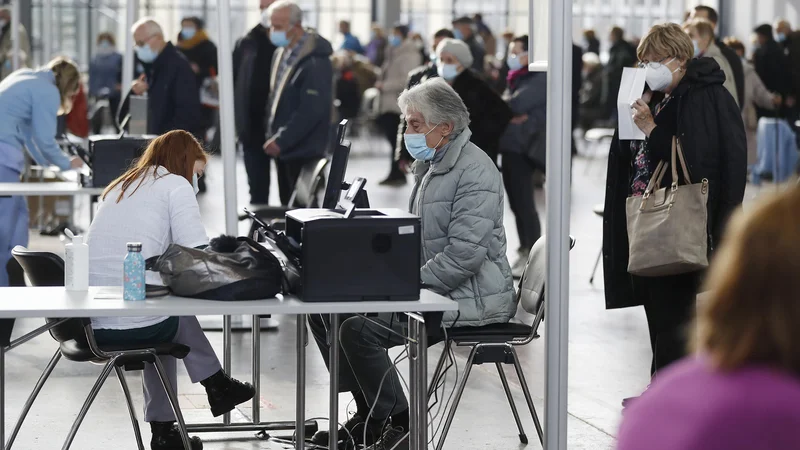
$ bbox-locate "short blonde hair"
[693,186,800,377]
[636,22,694,62]
[683,18,715,40]
[46,57,80,115]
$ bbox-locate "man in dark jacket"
[775,20,800,113]
[452,16,485,73]
[395,29,453,167]
[604,27,637,121]
[234,3,277,205]
[263,0,333,205]
[690,5,746,110]
[120,19,202,137]
[753,24,793,119]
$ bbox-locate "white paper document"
[617,67,647,141]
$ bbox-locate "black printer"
[86,134,155,188]
[285,208,421,302]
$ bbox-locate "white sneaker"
[511,250,530,279]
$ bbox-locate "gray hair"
[266,0,303,26]
[436,38,474,69]
[131,18,163,37]
[397,78,470,134]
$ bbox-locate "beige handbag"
[626,138,710,277]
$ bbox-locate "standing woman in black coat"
[177,17,218,148]
[435,38,512,164]
[603,23,747,398]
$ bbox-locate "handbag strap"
[670,137,692,186]
[643,160,669,198]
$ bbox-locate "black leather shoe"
[202,370,256,417]
[311,414,383,449]
[150,422,203,450]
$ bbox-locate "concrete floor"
[8,136,768,449]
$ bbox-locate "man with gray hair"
[307,77,514,450]
[0,7,31,80]
[262,0,333,204]
[118,17,202,137]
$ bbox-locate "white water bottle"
[65,233,89,291]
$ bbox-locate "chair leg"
[434,345,477,450]
[61,359,116,450]
[6,349,61,449]
[496,362,528,444]
[114,366,145,450]
[589,247,602,285]
[151,357,192,450]
[511,347,543,445]
[428,341,451,398]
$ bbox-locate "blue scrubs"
[0,153,28,287]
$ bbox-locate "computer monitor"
[322,120,350,209]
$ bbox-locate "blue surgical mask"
[390,35,402,47]
[438,63,459,81]
[98,40,112,50]
[507,53,524,71]
[135,44,158,63]
[192,173,200,195]
[453,29,464,41]
[692,40,701,57]
[404,123,443,161]
[270,29,290,48]
[181,27,196,40]
[777,32,787,43]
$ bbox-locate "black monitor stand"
[340,181,370,209]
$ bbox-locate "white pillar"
[11,0,20,69]
[541,0,572,448]
[122,0,138,107]
[42,0,52,63]
[216,0,238,235]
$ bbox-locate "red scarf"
[506,67,529,90]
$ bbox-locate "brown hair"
[637,22,694,63]
[583,29,596,40]
[102,130,208,203]
[46,57,81,115]
[96,31,116,46]
[683,17,715,40]
[723,36,745,56]
[693,187,800,376]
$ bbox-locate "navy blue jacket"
[266,32,333,161]
[119,42,202,136]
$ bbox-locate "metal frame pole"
[42,0,52,63]
[215,0,238,236]
[408,313,427,450]
[121,0,137,114]
[10,0,19,70]
[295,315,307,449]
[251,315,261,424]
[222,315,232,426]
[328,314,339,450]
[543,0,571,449]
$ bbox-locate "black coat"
[396,63,440,164]
[176,32,218,90]
[233,24,276,147]
[754,39,792,118]
[119,42,203,137]
[451,69,513,163]
[602,57,747,310]
[604,40,637,117]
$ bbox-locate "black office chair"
[431,236,576,450]
[242,157,328,238]
[10,246,194,450]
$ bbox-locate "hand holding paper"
[617,67,647,140]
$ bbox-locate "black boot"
[150,422,203,450]
[310,414,385,449]
[200,370,256,417]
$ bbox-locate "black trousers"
[376,113,402,179]
[276,157,308,206]
[635,272,700,376]
[501,152,541,252]
[242,143,272,205]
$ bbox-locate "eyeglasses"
[638,57,673,69]
[134,33,158,47]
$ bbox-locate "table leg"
[1,346,5,450]
[328,314,339,450]
[296,315,306,450]
[408,315,427,450]
[252,315,261,425]
[223,315,232,426]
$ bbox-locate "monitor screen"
[322,120,350,209]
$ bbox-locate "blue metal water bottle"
[123,242,146,301]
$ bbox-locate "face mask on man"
[777,32,787,43]
[270,29,291,47]
[135,44,158,63]
[453,29,464,41]
[389,35,402,47]
[404,123,444,161]
[692,40,701,57]
[507,53,526,71]
[98,40,113,52]
[181,27,196,40]
[644,58,679,92]
[438,63,459,81]
[192,173,200,195]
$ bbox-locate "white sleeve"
[168,182,209,248]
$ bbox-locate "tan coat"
[377,40,422,115]
[704,42,738,106]
[742,61,777,165]
[0,24,31,81]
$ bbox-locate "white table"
[0,286,457,450]
[0,182,104,197]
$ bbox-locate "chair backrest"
[518,236,577,315]
[288,157,329,208]
[11,246,87,344]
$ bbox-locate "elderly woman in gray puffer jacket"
[304,77,516,450]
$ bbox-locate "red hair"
[102,130,208,203]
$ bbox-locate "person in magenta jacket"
[617,186,800,450]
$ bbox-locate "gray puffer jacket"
[410,127,516,327]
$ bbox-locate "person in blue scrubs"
[0,56,84,286]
